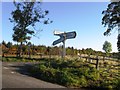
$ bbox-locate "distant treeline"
[0,41,119,58]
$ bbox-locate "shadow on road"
[10,63,36,76]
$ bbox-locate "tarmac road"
[2,62,65,88]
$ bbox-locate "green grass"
[29,58,120,89]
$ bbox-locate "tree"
[22,44,28,55]
[66,47,72,55]
[27,42,32,58]
[103,41,112,55]
[46,46,51,58]
[6,42,13,54]
[117,34,120,51]
[2,40,7,47]
[86,48,93,55]
[2,41,8,57]
[6,42,12,48]
[9,1,52,57]
[102,2,120,52]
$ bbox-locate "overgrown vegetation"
[1,41,120,59]
[28,58,120,89]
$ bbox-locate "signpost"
[52,30,76,58]
[65,31,76,39]
[52,35,64,45]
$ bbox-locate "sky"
[1,2,119,52]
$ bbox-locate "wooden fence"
[79,54,120,70]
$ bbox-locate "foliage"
[103,41,112,54]
[102,1,120,52]
[1,40,120,58]
[117,34,120,52]
[10,2,52,43]
[29,58,120,89]
[102,2,120,35]
[2,41,7,46]
[9,2,52,57]
[2,41,9,57]
[6,42,12,48]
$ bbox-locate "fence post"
[89,54,92,63]
[96,56,99,70]
[79,54,81,59]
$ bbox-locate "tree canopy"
[10,2,52,43]
[117,34,120,51]
[9,1,52,57]
[102,1,120,36]
[103,41,112,54]
[102,1,120,52]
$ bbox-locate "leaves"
[45,10,49,15]
[102,2,120,52]
[10,2,52,43]
[103,41,112,54]
[117,34,120,52]
[102,2,120,36]
[103,29,111,36]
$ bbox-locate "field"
[2,56,120,89]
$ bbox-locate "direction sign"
[52,31,76,46]
[65,31,76,39]
[52,30,77,58]
[52,36,64,45]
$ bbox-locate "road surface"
[2,62,65,88]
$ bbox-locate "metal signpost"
[52,31,76,58]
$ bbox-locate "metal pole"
[62,32,66,59]
[63,39,66,59]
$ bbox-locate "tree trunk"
[28,46,31,58]
[2,52,4,57]
[16,43,19,57]
[118,23,120,52]
[20,42,23,57]
[16,42,23,58]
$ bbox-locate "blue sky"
[1,2,118,52]
[0,2,2,43]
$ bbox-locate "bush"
[29,58,119,89]
[104,61,108,67]
[79,76,87,87]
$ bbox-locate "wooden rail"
[79,55,120,70]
